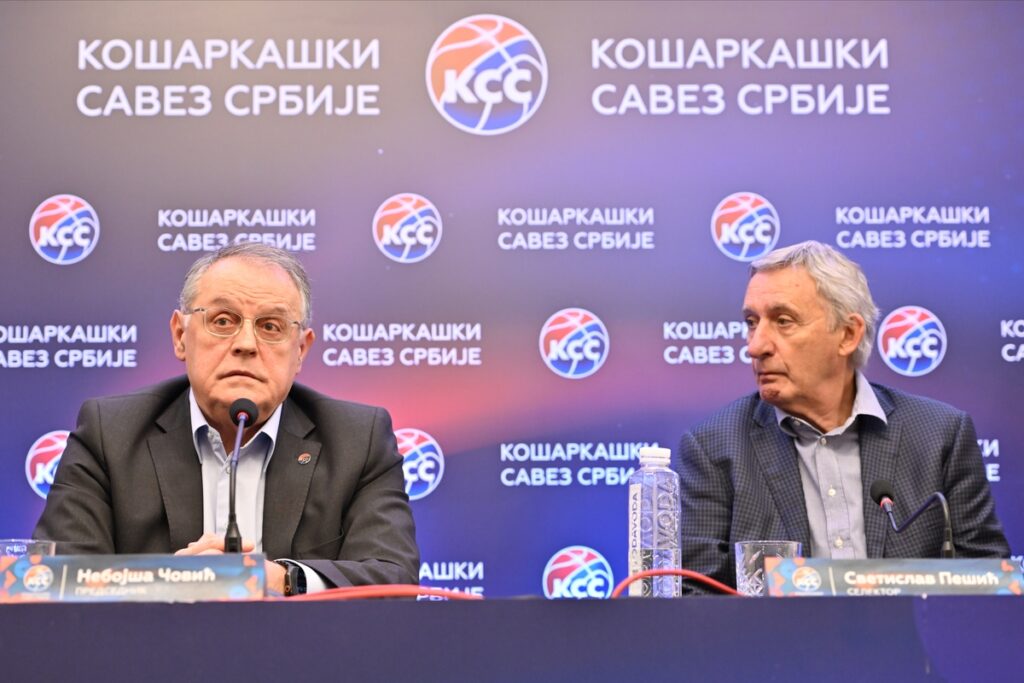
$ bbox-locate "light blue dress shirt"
[188,390,326,593]
[774,372,888,559]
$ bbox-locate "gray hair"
[750,240,879,368]
[178,243,313,327]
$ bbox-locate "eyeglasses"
[187,307,301,344]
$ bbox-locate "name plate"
[0,553,265,603]
[766,558,1023,597]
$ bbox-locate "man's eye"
[212,316,235,327]
[260,319,285,333]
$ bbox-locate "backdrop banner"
[1,0,1020,598]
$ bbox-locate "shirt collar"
[773,370,888,435]
[188,389,283,458]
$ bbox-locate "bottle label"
[628,482,643,596]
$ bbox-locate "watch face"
[281,563,304,596]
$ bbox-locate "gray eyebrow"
[204,297,293,317]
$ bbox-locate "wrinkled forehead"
[200,296,294,318]
[195,257,303,312]
[743,266,826,312]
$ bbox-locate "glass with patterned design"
[735,540,801,596]
[0,539,55,558]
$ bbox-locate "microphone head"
[229,398,259,426]
[869,479,895,506]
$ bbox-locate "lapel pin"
[297,452,312,465]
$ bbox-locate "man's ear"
[170,310,187,361]
[839,313,866,360]
[295,327,315,372]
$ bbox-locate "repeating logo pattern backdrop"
[1,1,1021,597]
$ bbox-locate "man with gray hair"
[36,243,419,595]
[677,240,1008,590]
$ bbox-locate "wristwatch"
[276,561,306,596]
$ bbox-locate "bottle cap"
[637,446,671,467]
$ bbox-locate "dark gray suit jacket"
[35,376,419,588]
[677,382,1009,590]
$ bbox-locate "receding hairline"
[190,256,302,305]
[178,245,313,327]
[743,267,832,319]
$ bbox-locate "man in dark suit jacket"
[35,244,418,594]
[678,241,1008,591]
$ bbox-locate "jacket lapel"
[750,401,810,550]
[860,386,899,558]
[262,398,322,559]
[148,391,203,552]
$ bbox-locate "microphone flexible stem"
[224,414,248,553]
[886,492,955,559]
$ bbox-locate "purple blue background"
[1,1,1021,597]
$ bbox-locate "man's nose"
[747,321,773,358]
[231,319,259,354]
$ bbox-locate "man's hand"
[174,532,255,555]
[265,558,286,595]
[175,533,285,595]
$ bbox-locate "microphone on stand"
[225,398,259,553]
[870,479,955,559]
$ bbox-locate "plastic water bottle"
[627,446,681,597]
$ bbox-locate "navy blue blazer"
[677,383,1009,590]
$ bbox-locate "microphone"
[869,479,895,516]
[870,479,955,559]
[224,398,259,553]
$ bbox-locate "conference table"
[2,595,1018,681]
